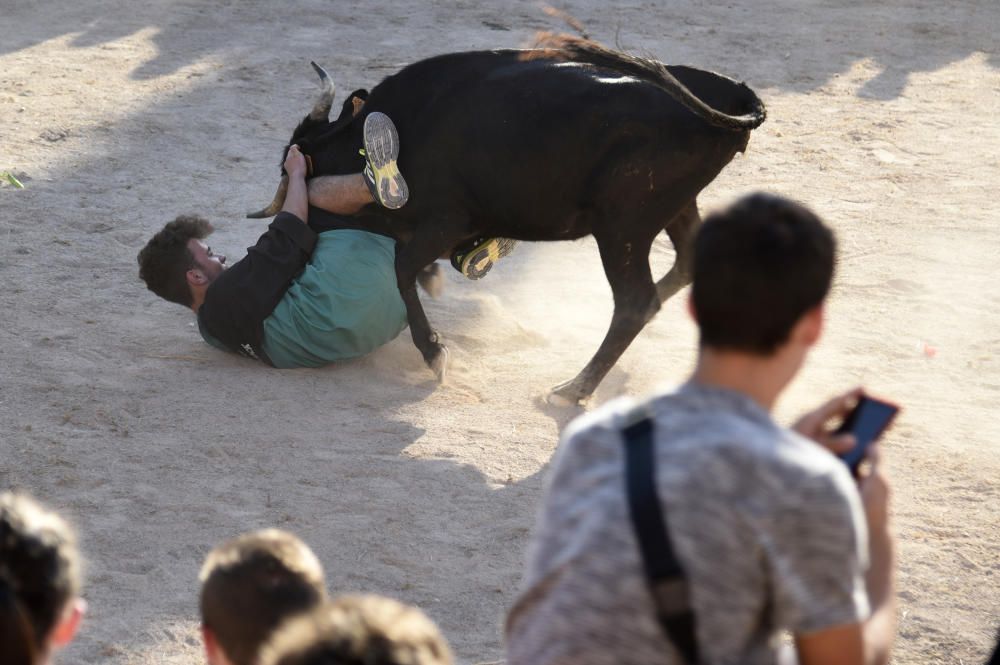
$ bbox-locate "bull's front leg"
[398,275,449,381]
[394,235,456,382]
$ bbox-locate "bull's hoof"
[547,379,589,406]
[429,345,450,383]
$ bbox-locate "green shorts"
[262,230,408,368]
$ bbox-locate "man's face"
[187,239,226,283]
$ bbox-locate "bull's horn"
[309,60,335,120]
[246,175,289,219]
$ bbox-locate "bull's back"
[361,50,753,239]
[387,57,744,234]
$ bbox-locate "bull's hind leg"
[656,198,701,303]
[549,231,660,405]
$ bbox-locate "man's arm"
[859,463,896,665]
[791,472,894,665]
[197,144,317,360]
[794,624,864,665]
[307,174,374,215]
[282,144,309,222]
[792,391,897,665]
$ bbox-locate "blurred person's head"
[0,492,86,665]
[259,595,453,665]
[690,192,835,383]
[199,529,327,665]
[137,215,227,310]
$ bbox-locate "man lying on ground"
[138,113,406,366]
[138,114,502,368]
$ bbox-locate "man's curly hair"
[137,215,214,308]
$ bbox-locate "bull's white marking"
[595,75,640,84]
[551,62,638,84]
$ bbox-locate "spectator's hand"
[792,387,863,456]
[795,389,894,533]
[284,144,308,179]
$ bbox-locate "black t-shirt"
[197,212,317,364]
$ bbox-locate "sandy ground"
[1,1,998,663]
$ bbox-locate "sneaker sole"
[458,238,519,280]
[364,112,409,209]
[462,248,494,280]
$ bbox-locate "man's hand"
[792,387,863,456]
[794,388,897,665]
[792,388,895,531]
[284,144,308,180]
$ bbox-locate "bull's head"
[247,62,368,218]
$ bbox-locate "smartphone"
[835,395,900,475]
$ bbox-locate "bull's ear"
[334,89,369,122]
[349,90,369,116]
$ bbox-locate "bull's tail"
[532,34,766,131]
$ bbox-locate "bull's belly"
[471,211,596,242]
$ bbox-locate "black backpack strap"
[622,414,701,665]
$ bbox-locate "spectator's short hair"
[0,492,81,665]
[199,529,327,665]
[260,595,453,665]
[137,215,214,308]
[692,193,835,354]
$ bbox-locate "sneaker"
[361,112,409,209]
[451,237,519,280]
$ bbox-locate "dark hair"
[260,595,453,665]
[199,530,327,665]
[691,193,835,354]
[0,492,81,665]
[137,215,214,307]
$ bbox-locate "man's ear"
[49,598,86,648]
[793,305,824,347]
[186,268,208,286]
[203,625,226,665]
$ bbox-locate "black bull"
[250,40,766,403]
